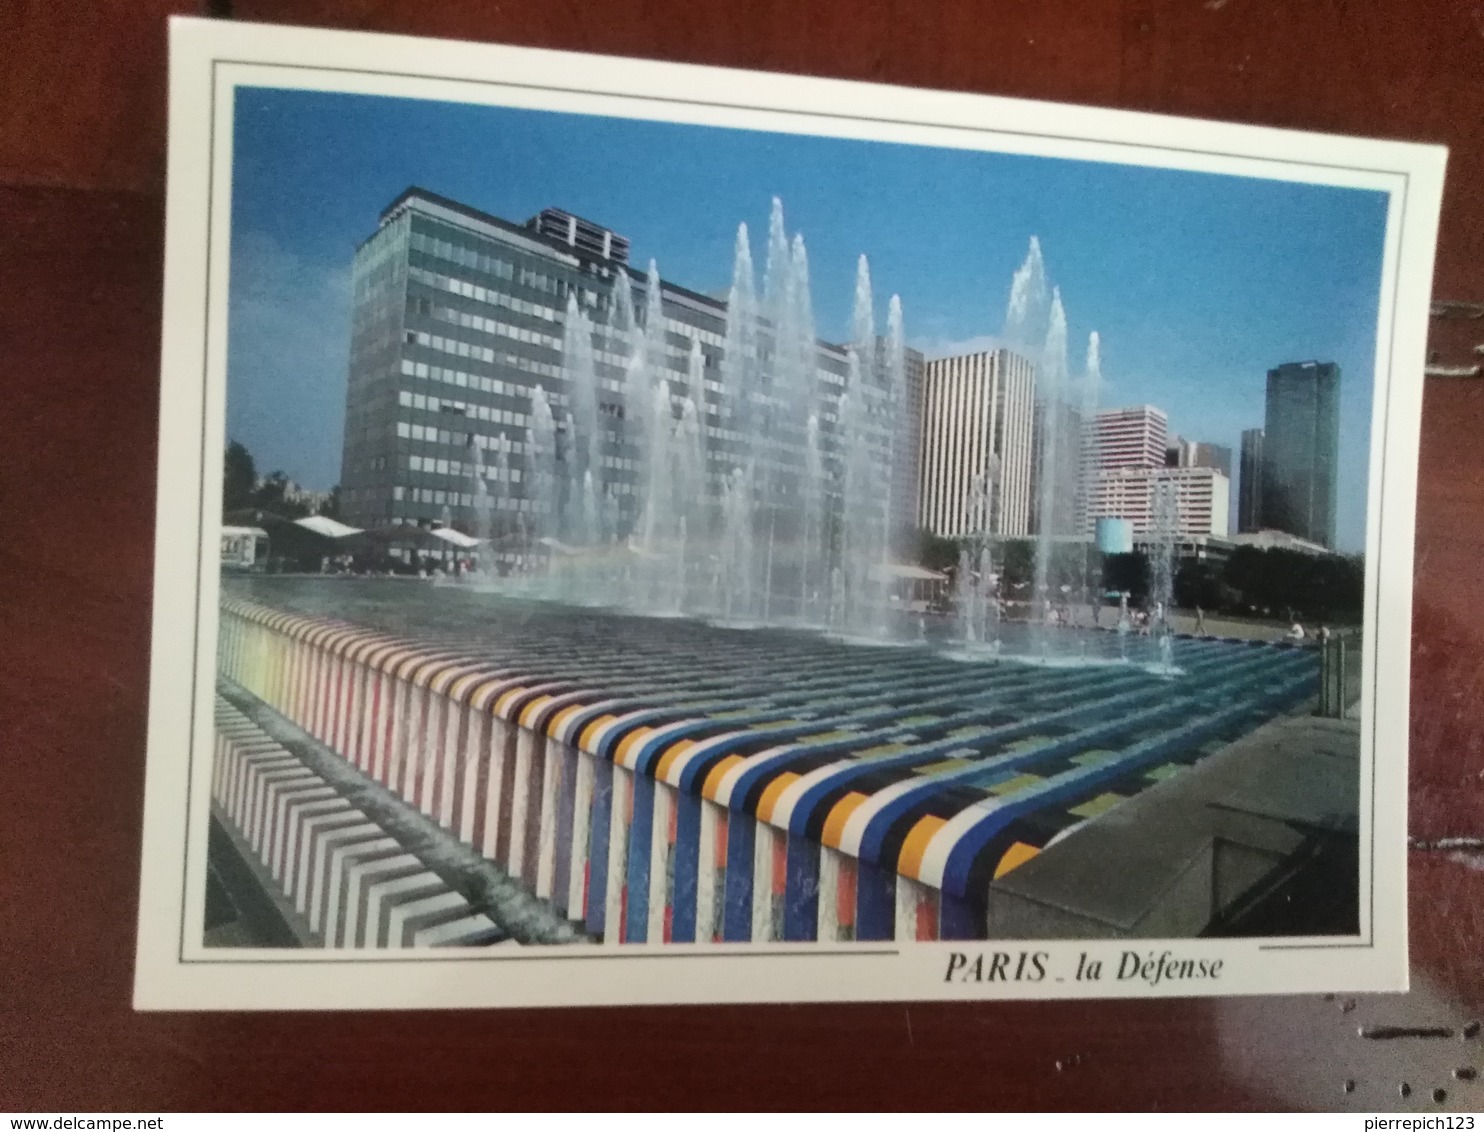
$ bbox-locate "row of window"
[409,317,563,357]
[400,285,863,406]
[408,454,523,482]
[396,420,532,450]
[410,227,566,299]
[410,266,562,323]
[392,484,549,512]
[416,272,712,379]
[409,237,731,352]
[410,263,737,361]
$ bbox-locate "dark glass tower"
[1260,362,1340,548]
[1238,428,1264,533]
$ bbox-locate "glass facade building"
[339,188,912,543]
[1260,361,1341,549]
[1238,427,1264,533]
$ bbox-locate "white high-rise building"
[1085,405,1227,538]
[917,348,1036,538]
[1089,465,1230,537]
[1088,405,1169,474]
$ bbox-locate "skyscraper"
[917,349,1036,537]
[338,187,902,539]
[1090,406,1169,474]
[1166,437,1233,479]
[1238,428,1264,533]
[1261,361,1341,548]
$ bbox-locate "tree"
[320,485,342,520]
[1101,551,1149,603]
[251,470,310,518]
[223,440,256,512]
[914,528,959,573]
[1221,546,1365,623]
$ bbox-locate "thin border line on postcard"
[174,52,1404,967]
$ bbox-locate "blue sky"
[227,86,1389,551]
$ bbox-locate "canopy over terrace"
[871,562,949,611]
[348,524,487,571]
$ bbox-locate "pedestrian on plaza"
[1194,605,1206,636]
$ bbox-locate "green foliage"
[252,470,311,519]
[913,528,959,573]
[1221,546,1364,622]
[223,440,256,512]
[1101,552,1149,602]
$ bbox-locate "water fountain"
[439,201,1178,677]
[1148,477,1180,637]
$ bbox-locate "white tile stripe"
[212,696,511,950]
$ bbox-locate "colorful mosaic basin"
[215,580,1318,943]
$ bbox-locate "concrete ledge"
[984,713,1360,939]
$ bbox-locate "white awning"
[221,526,268,539]
[429,526,483,549]
[870,563,948,582]
[294,515,362,539]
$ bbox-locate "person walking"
[1194,605,1206,636]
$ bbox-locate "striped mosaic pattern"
[217,592,1318,942]
[212,695,509,948]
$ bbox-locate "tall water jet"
[1077,330,1103,610]
[680,340,708,565]
[468,439,494,576]
[528,384,557,580]
[956,463,998,645]
[1031,286,1071,634]
[638,376,677,609]
[1148,477,1180,636]
[834,256,886,635]
[719,224,759,620]
[622,260,664,551]
[800,412,824,623]
[1004,236,1051,353]
[884,294,907,560]
[561,292,601,547]
[487,197,913,639]
[676,392,705,612]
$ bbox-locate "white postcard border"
[136,16,1443,1010]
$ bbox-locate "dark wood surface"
[2,1,1481,1112]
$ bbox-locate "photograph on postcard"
[211,85,1382,951]
[135,18,1442,1006]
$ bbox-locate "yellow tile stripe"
[821,791,870,849]
[897,814,947,879]
[994,841,1041,879]
[518,695,554,729]
[755,771,801,824]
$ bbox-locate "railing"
[1316,632,1363,719]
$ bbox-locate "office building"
[1082,405,1167,536]
[1088,466,1230,539]
[1261,361,1341,549]
[1238,428,1264,533]
[1167,437,1232,478]
[339,188,891,535]
[1090,406,1169,474]
[916,348,1037,537]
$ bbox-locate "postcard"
[135,16,1444,1009]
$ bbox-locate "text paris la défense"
[946,949,1224,987]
